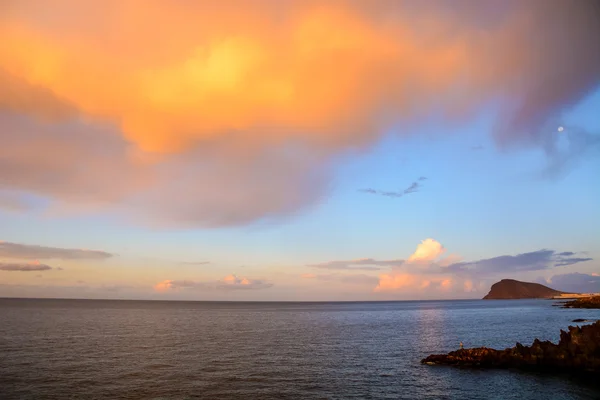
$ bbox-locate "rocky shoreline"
[562,296,600,309]
[422,321,600,373]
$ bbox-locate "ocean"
[1,298,599,399]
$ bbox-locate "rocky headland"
[422,321,600,374]
[483,279,567,299]
[562,296,600,309]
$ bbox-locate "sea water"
[1,298,599,399]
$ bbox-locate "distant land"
[483,279,566,300]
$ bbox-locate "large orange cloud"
[1,0,599,226]
[0,1,470,153]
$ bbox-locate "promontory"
[422,321,600,374]
[483,279,565,300]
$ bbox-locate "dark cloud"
[540,273,600,294]
[0,240,113,260]
[447,249,592,275]
[309,258,404,271]
[358,188,377,194]
[403,182,420,194]
[554,257,594,267]
[358,179,424,199]
[0,262,52,271]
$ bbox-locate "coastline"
[561,296,600,309]
[422,321,600,374]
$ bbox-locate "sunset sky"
[1,0,599,300]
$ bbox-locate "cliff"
[422,321,600,374]
[483,279,565,300]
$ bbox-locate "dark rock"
[422,321,600,373]
[573,319,589,323]
[483,279,568,300]
[562,296,600,309]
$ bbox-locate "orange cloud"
[0,2,471,153]
[153,274,273,292]
[407,238,446,263]
[463,280,475,292]
[375,273,421,291]
[440,278,453,289]
[373,238,478,294]
[374,273,455,292]
[1,1,599,227]
[153,280,174,292]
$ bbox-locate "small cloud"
[301,273,317,279]
[403,182,420,195]
[308,258,404,271]
[358,178,424,199]
[440,278,453,289]
[76,280,86,284]
[154,280,173,292]
[557,251,575,256]
[381,191,403,198]
[0,241,113,260]
[554,257,593,267]
[358,188,378,194]
[464,280,475,292]
[154,274,273,292]
[471,145,484,151]
[407,239,446,263]
[0,261,52,271]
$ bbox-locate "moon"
[558,126,564,132]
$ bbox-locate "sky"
[1,0,599,301]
